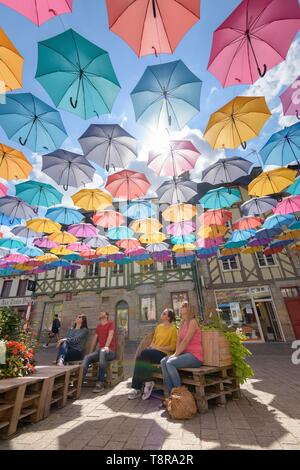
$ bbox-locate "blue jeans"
[160,353,203,394]
[56,341,83,363]
[83,349,116,383]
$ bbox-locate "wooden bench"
[0,365,82,438]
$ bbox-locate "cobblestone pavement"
[1,344,300,450]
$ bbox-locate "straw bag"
[165,386,197,420]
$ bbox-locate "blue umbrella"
[260,122,300,166]
[286,177,300,196]
[0,268,22,276]
[46,206,84,225]
[175,254,195,264]
[107,226,134,240]
[171,234,196,245]
[263,214,296,231]
[199,187,241,209]
[0,238,25,250]
[0,213,21,227]
[230,229,256,242]
[121,200,157,220]
[131,60,202,131]
[16,181,63,208]
[269,240,294,249]
[240,196,277,216]
[0,93,67,152]
[223,240,247,249]
[255,228,281,239]
[18,246,44,257]
[11,226,38,239]
[289,220,300,231]
[63,253,81,261]
[0,196,35,220]
[195,247,218,256]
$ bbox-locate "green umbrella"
[35,29,121,120]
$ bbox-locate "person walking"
[56,315,88,365]
[43,314,61,347]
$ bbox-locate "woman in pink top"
[160,301,203,395]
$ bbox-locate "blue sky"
[0,0,299,194]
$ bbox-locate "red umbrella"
[208,0,300,86]
[116,239,141,250]
[105,170,150,201]
[92,210,125,228]
[106,0,200,57]
[199,209,232,226]
[233,216,263,231]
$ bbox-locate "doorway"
[116,301,129,339]
[254,301,283,342]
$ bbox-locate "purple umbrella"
[166,221,196,236]
[248,238,272,247]
[197,237,224,249]
[148,140,200,177]
[152,251,172,262]
[68,223,97,238]
[33,237,58,249]
[280,76,300,120]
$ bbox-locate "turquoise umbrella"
[0,238,25,250]
[121,201,157,220]
[230,229,256,242]
[46,206,84,225]
[223,240,247,249]
[199,187,241,209]
[107,226,134,240]
[16,181,62,209]
[0,93,67,152]
[287,177,300,196]
[171,234,196,245]
[18,246,44,257]
[36,29,121,120]
[260,122,300,167]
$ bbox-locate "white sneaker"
[42,344,48,348]
[57,359,64,366]
[142,381,155,400]
[128,389,142,400]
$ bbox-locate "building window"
[171,292,189,317]
[140,295,157,322]
[113,265,124,275]
[281,287,300,298]
[141,263,155,273]
[88,263,99,277]
[221,256,239,271]
[256,252,277,267]
[0,280,13,298]
[17,280,28,297]
[64,269,75,279]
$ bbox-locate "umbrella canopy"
[204,96,271,149]
[66,242,89,253]
[280,76,300,120]
[42,150,95,190]
[259,122,300,166]
[27,218,61,234]
[286,177,300,196]
[207,0,300,87]
[84,236,110,249]
[0,93,67,152]
[199,187,241,209]
[140,232,166,244]
[79,124,137,170]
[230,229,256,242]
[233,216,263,230]
[199,209,232,226]
[263,214,295,230]
[166,221,196,236]
[48,231,77,245]
[0,196,35,220]
[196,247,218,258]
[172,243,195,252]
[277,230,300,241]
[121,200,157,220]
[0,27,23,91]
[105,170,150,200]
[171,234,196,245]
[33,237,58,249]
[248,238,271,247]
[0,144,32,181]
[36,253,58,263]
[92,210,124,228]
[241,196,277,216]
[146,243,169,253]
[116,239,141,251]
[255,228,281,240]
[0,238,25,250]
[71,189,112,211]
[51,246,74,256]
[197,237,224,249]
[0,183,7,197]
[96,245,119,256]
[11,225,39,239]
[0,0,73,26]
[36,29,120,120]
[131,60,202,131]
[223,240,247,249]
[15,181,62,208]
[131,218,162,233]
[273,196,300,215]
[148,140,200,177]
[0,212,21,227]
[45,206,84,225]
[241,246,262,254]
[18,247,44,257]
[156,178,197,204]
[68,223,97,238]
[162,204,196,222]
[248,168,297,196]
[199,225,228,239]
[107,226,134,240]
[289,220,300,231]
[3,253,28,264]
[106,0,200,57]
[202,157,252,185]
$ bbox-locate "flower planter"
[202,330,232,367]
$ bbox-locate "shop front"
[214,286,285,342]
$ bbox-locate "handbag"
[165,386,197,420]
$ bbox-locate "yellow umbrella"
[139,232,166,244]
[48,231,78,245]
[172,243,196,252]
[96,245,119,256]
[277,230,300,241]
[290,242,300,251]
[131,218,162,233]
[162,203,196,222]
[72,189,112,211]
[51,246,74,256]
[0,28,23,92]
[198,225,228,239]
[220,248,241,256]
[137,259,153,266]
[0,144,32,180]
[36,254,58,263]
[248,168,297,197]
[14,264,32,271]
[26,218,61,234]
[241,246,262,254]
[99,261,115,268]
[204,96,271,149]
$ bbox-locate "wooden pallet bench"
[151,364,241,413]
[0,365,83,438]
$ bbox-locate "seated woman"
[160,302,203,396]
[56,315,88,365]
[128,308,177,400]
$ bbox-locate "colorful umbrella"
[131,60,202,131]
[42,150,95,190]
[199,209,232,226]
[140,232,166,244]
[131,218,162,234]
[196,247,218,258]
[0,238,25,250]
[259,122,300,166]
[106,0,200,57]
[18,247,44,258]
[241,246,262,254]
[121,200,157,220]
[27,218,61,234]
[0,93,67,152]
[116,239,141,251]
[96,245,119,256]
[172,243,196,252]
[152,251,172,263]
[166,221,196,236]
[107,226,134,240]
[255,228,281,240]
[230,229,256,242]
[105,170,150,200]
[273,196,300,215]
[36,29,120,119]
[286,177,300,196]
[201,157,252,185]
[51,246,74,256]
[223,240,247,249]
[248,238,271,247]
[11,226,39,239]
[15,181,62,209]
[71,189,112,211]
[208,0,300,86]
[263,214,296,230]
[280,76,300,120]
[162,204,196,222]
[66,243,89,253]
[84,236,110,249]
[241,196,277,216]
[148,140,200,177]
[0,27,23,91]
[79,124,137,171]
[233,216,263,231]
[199,187,241,209]
[157,179,197,204]
[92,210,124,229]
[33,237,58,249]
[197,237,224,249]
[45,206,84,225]
[125,247,147,257]
[3,253,28,264]
[199,225,228,239]
[277,230,300,241]
[248,168,297,197]
[204,96,271,149]
[146,243,169,253]
[0,196,35,220]
[289,220,300,231]
[0,144,32,181]
[68,223,97,239]
[171,234,196,245]
[36,253,58,263]
[0,0,73,26]
[0,213,21,227]
[0,183,7,197]
[48,231,77,245]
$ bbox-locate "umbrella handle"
[63,185,69,191]
[152,0,157,17]
[152,46,158,57]
[257,64,267,78]
[70,97,78,109]
[296,110,300,121]
[19,136,27,146]
[48,9,57,16]
[241,141,247,149]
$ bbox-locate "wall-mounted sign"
[0,297,32,307]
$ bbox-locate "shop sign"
[0,297,32,307]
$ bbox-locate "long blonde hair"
[179,301,200,328]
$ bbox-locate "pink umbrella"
[166,221,196,236]
[233,216,263,231]
[199,209,232,226]
[274,196,300,215]
[125,247,147,257]
[280,76,300,120]
[0,183,8,197]
[197,237,224,249]
[92,210,125,228]
[67,242,90,253]
[0,0,72,26]
[68,223,97,238]
[116,238,141,250]
[33,237,58,249]
[4,254,29,263]
[152,251,172,262]
[80,249,97,259]
[148,141,200,177]
[208,0,300,86]
[105,170,150,200]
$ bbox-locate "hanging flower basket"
[0,341,36,379]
